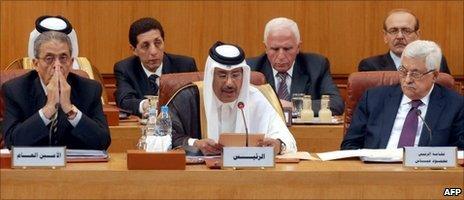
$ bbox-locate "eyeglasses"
[38,55,70,65]
[398,66,434,80]
[385,27,417,36]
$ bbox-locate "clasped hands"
[193,138,282,156]
[42,67,74,119]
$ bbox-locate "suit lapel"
[290,56,309,95]
[418,85,444,146]
[161,53,171,74]
[382,52,398,71]
[133,59,150,95]
[378,86,403,148]
[261,59,276,90]
[32,75,47,113]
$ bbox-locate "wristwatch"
[65,105,78,119]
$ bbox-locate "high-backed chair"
[5,57,109,105]
[343,71,456,134]
[158,71,285,121]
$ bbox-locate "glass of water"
[291,93,304,118]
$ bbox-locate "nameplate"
[403,147,457,168]
[12,147,66,169]
[222,147,274,168]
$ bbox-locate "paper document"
[0,149,10,154]
[66,149,108,162]
[317,149,403,162]
[276,151,317,160]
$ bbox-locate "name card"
[12,147,66,168]
[403,147,457,168]
[222,147,274,168]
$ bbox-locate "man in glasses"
[358,9,450,74]
[2,31,111,150]
[342,40,463,150]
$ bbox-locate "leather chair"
[158,71,285,120]
[343,71,456,134]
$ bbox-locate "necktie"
[49,111,58,145]
[148,74,159,95]
[277,72,290,101]
[398,100,423,148]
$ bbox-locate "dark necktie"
[49,111,58,145]
[277,72,290,101]
[148,74,159,95]
[398,100,423,148]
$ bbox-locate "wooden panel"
[108,121,343,153]
[1,1,463,76]
[2,153,463,199]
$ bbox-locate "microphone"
[237,102,249,147]
[415,109,432,146]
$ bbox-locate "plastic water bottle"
[155,106,172,136]
[146,106,157,136]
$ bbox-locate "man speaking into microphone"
[2,31,110,150]
[168,41,297,155]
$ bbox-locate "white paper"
[316,149,403,161]
[458,150,463,159]
[146,135,172,152]
[1,149,10,154]
[276,151,317,160]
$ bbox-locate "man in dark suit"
[2,31,111,150]
[247,17,344,115]
[114,17,197,116]
[342,40,463,150]
[358,9,450,74]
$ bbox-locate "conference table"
[108,118,345,153]
[2,153,463,199]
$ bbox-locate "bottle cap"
[161,105,169,113]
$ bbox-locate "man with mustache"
[2,31,111,150]
[247,17,344,115]
[358,9,450,74]
[342,40,463,150]
[168,42,297,155]
[114,17,198,116]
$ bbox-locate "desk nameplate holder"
[12,146,66,169]
[222,147,274,169]
[403,147,457,169]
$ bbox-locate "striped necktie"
[148,74,159,95]
[277,72,290,101]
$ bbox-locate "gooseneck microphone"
[237,102,249,147]
[416,109,432,146]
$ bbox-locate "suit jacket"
[341,84,464,150]
[2,71,111,150]
[247,52,345,115]
[358,52,451,74]
[114,53,198,115]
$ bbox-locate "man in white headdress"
[168,41,297,155]
[28,15,80,69]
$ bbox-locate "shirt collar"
[272,61,295,78]
[389,51,402,69]
[400,84,434,106]
[39,78,48,95]
[141,62,163,78]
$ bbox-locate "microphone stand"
[416,109,432,146]
[237,102,249,147]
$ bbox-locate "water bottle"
[155,106,172,136]
[146,106,157,136]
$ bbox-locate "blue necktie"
[277,72,290,101]
[148,74,159,95]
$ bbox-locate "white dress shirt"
[138,62,163,114]
[389,51,402,69]
[272,62,295,95]
[386,85,434,149]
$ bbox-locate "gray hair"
[34,31,72,58]
[263,17,300,44]
[402,40,442,71]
